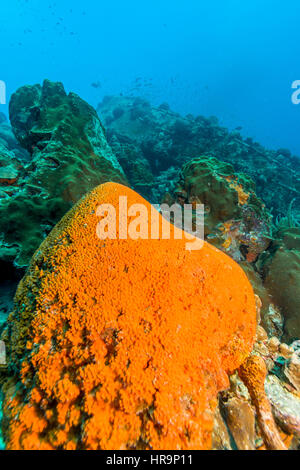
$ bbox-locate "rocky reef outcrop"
[0,183,256,450]
[0,83,299,450]
[0,112,29,198]
[98,95,300,218]
[214,309,300,450]
[164,156,271,261]
[0,112,29,162]
[259,226,300,341]
[160,155,279,334]
[0,80,127,268]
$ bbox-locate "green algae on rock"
[0,80,127,267]
[163,155,271,263]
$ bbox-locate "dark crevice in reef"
[0,261,24,334]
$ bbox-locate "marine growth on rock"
[0,80,127,268]
[1,182,256,450]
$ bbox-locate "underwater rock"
[98,95,300,216]
[212,402,233,450]
[260,227,300,341]
[284,347,300,392]
[0,143,23,193]
[0,80,127,267]
[164,155,271,263]
[0,281,17,334]
[108,134,154,199]
[0,115,29,161]
[220,393,256,450]
[0,182,256,450]
[265,374,300,437]
[98,96,160,195]
[161,156,289,339]
[0,121,21,152]
[0,340,5,366]
[239,261,284,338]
[261,304,284,340]
[214,321,300,450]
[150,166,179,204]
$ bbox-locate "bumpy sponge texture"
[1,182,256,450]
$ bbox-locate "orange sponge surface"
[2,182,256,450]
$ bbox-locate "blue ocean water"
[0,0,300,155]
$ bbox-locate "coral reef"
[0,113,28,198]
[0,80,127,268]
[160,155,281,334]
[0,281,17,334]
[0,182,256,450]
[166,156,271,262]
[284,342,300,392]
[259,226,300,341]
[0,112,29,162]
[0,143,24,196]
[159,154,298,347]
[265,374,300,438]
[97,95,300,217]
[0,85,299,451]
[239,261,284,338]
[213,299,300,450]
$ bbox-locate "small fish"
[91,81,102,89]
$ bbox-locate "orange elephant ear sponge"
[1,182,256,450]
